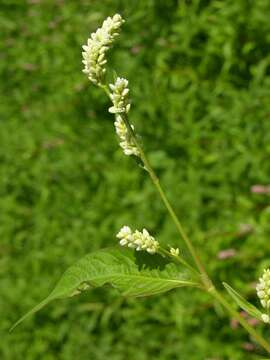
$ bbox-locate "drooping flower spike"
[83,16,139,157]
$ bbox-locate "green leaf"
[11,247,199,331]
[223,282,262,320]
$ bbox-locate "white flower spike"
[109,77,139,156]
[114,115,140,156]
[109,77,131,114]
[108,77,139,156]
[256,269,270,309]
[117,226,159,254]
[82,14,124,85]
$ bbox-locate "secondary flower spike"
[117,226,159,254]
[109,77,131,114]
[109,77,139,156]
[256,269,270,309]
[114,115,140,156]
[82,14,124,85]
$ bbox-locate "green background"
[1,0,270,359]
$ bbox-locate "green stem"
[122,113,270,354]
[121,113,211,286]
[101,85,270,354]
[99,84,110,97]
[209,287,270,354]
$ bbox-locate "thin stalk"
[99,84,110,97]
[121,113,211,286]
[121,112,270,354]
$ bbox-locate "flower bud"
[262,313,270,323]
[170,247,180,256]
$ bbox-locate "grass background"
[1,0,270,359]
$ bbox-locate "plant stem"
[209,287,270,354]
[121,113,211,286]
[101,86,270,354]
[121,113,270,354]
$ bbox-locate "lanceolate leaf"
[223,282,262,320]
[11,247,199,331]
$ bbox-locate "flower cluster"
[109,77,139,156]
[109,77,131,114]
[257,269,270,308]
[262,314,270,323]
[116,226,159,254]
[256,269,270,323]
[82,14,124,85]
[114,115,140,156]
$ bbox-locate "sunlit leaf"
[11,247,199,331]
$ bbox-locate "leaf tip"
[9,297,51,332]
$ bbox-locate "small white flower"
[256,269,270,309]
[82,14,124,85]
[116,226,132,246]
[117,226,159,254]
[116,225,132,239]
[170,247,180,256]
[114,115,139,157]
[262,313,270,323]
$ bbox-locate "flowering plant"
[11,14,270,356]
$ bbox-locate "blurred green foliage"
[1,0,270,359]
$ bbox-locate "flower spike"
[117,226,159,254]
[82,14,124,85]
[256,269,270,309]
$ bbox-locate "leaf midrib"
[61,272,197,287]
